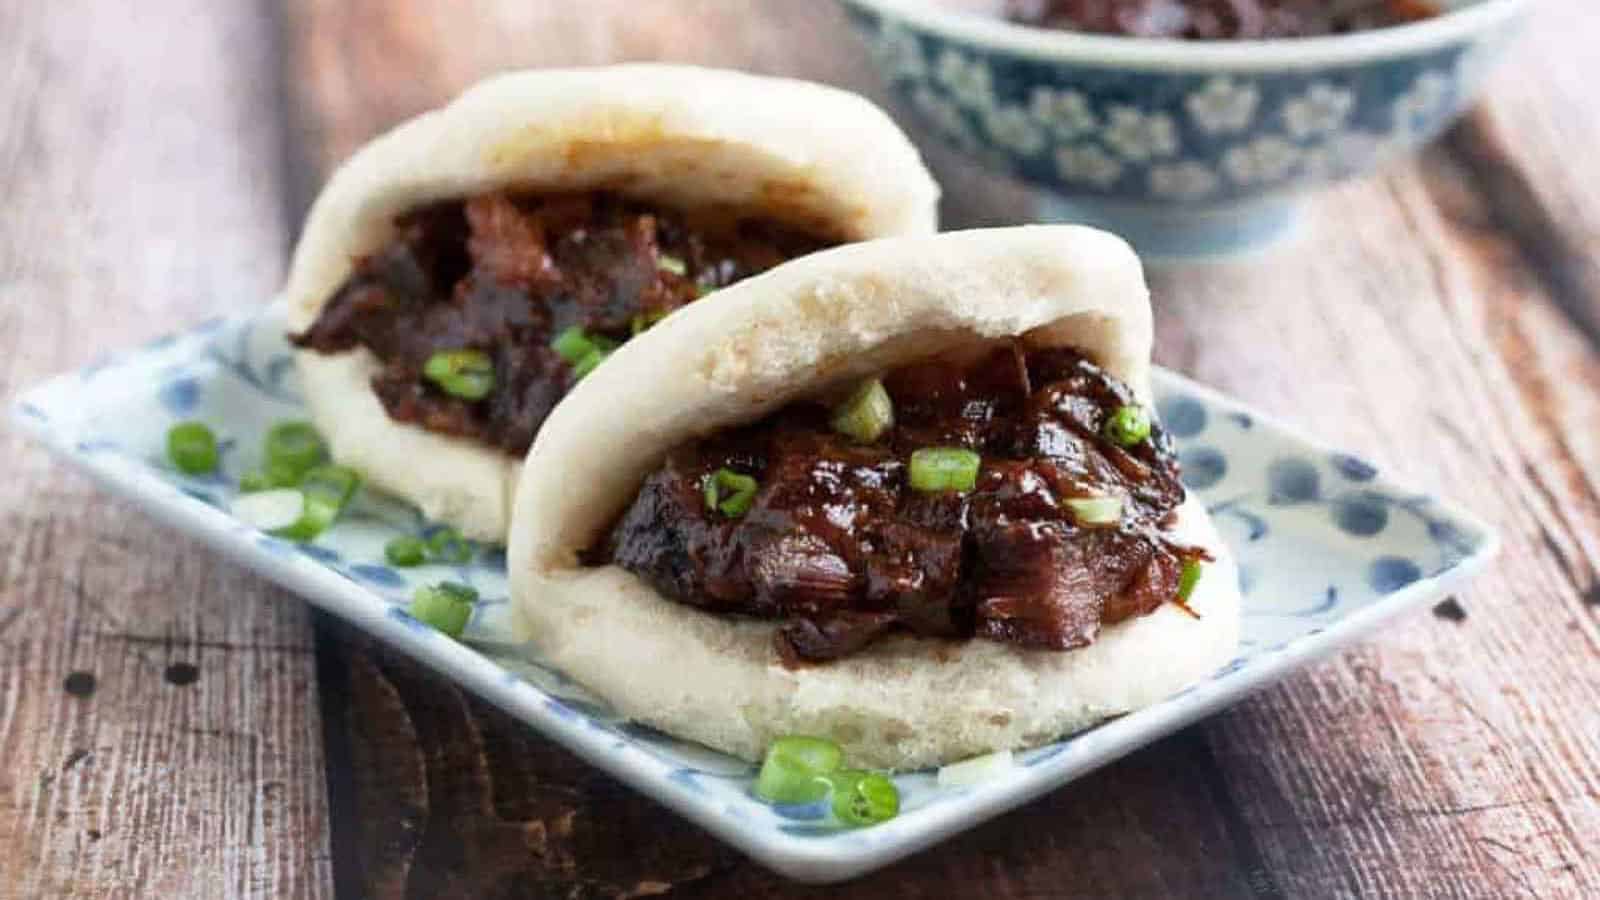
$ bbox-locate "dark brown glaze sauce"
[291,191,832,454]
[1003,0,1439,39]
[597,343,1209,664]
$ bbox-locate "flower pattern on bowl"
[1186,77,1259,136]
[1029,86,1098,139]
[1054,143,1124,188]
[1282,82,1356,140]
[840,0,1525,241]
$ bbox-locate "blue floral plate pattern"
[10,304,1498,883]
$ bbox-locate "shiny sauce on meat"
[291,192,832,453]
[597,343,1208,664]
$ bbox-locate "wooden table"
[3,2,1597,897]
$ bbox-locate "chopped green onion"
[572,347,610,380]
[1178,560,1204,602]
[550,326,595,364]
[703,468,759,518]
[264,421,327,479]
[426,526,474,564]
[274,464,361,541]
[695,283,715,299]
[1103,404,1152,447]
[753,736,842,804]
[829,770,900,827]
[1065,495,1122,527]
[908,447,981,493]
[166,422,218,475]
[238,457,303,493]
[408,581,477,638]
[266,457,307,488]
[936,750,1016,788]
[830,378,894,444]
[231,488,304,532]
[385,536,428,567]
[423,349,495,400]
[656,253,688,277]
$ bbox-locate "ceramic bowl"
[838,0,1530,257]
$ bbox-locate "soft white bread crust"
[281,64,940,540]
[508,226,1240,770]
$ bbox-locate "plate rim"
[7,310,1500,883]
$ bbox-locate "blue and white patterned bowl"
[839,0,1529,257]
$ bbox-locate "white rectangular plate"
[12,304,1497,883]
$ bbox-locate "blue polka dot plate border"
[9,303,1498,883]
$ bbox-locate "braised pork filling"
[597,342,1209,664]
[292,191,833,453]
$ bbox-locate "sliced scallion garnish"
[167,421,219,475]
[908,447,981,494]
[936,750,1016,788]
[572,347,610,380]
[1103,404,1152,447]
[264,421,327,479]
[1064,495,1122,527]
[385,536,428,567]
[408,581,477,638]
[423,349,495,400]
[231,488,304,533]
[753,736,842,804]
[274,464,360,541]
[551,326,594,364]
[1178,560,1204,602]
[830,378,894,444]
[829,770,900,827]
[703,468,758,518]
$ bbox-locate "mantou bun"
[509,226,1240,770]
[282,64,940,540]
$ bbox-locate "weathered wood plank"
[0,2,332,897]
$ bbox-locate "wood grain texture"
[278,1,1600,898]
[0,2,331,897]
[7,0,1599,896]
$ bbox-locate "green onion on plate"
[273,464,361,541]
[935,750,1016,788]
[264,420,327,478]
[385,536,428,567]
[829,770,900,826]
[166,421,218,475]
[753,736,843,805]
[408,581,477,638]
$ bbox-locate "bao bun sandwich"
[281,65,940,540]
[509,227,1241,770]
